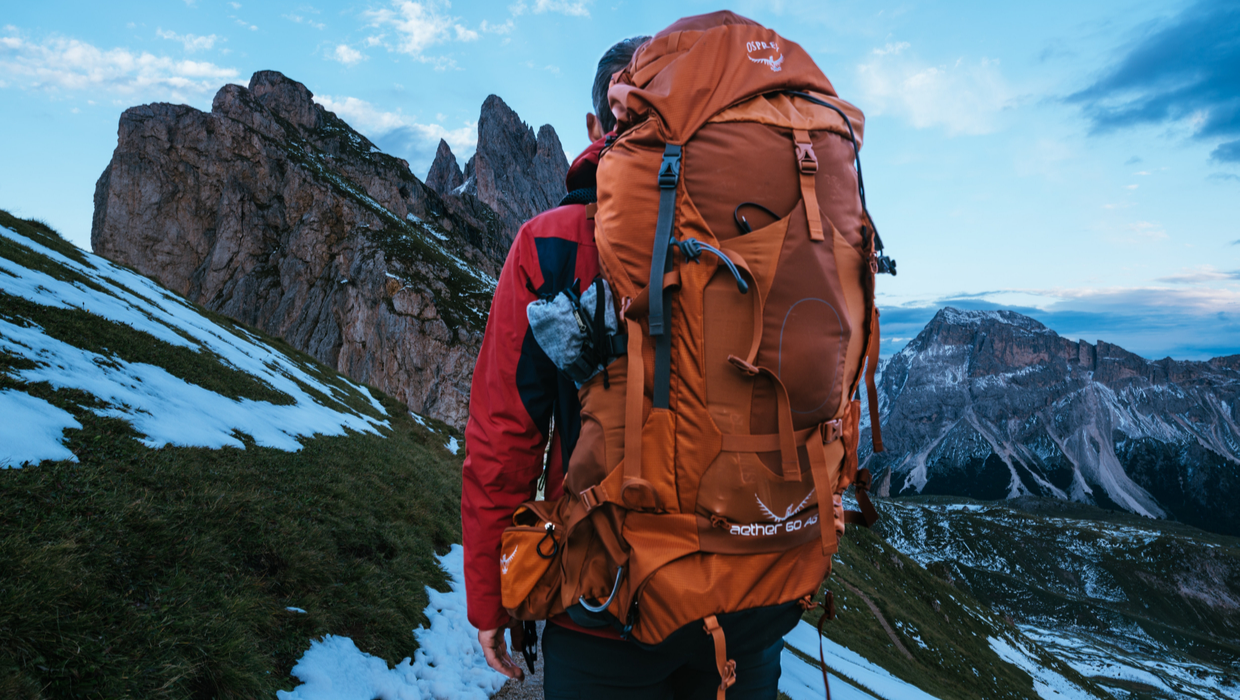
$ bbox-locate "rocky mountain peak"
[248,70,319,130]
[93,70,564,428]
[930,307,1050,333]
[866,306,1240,536]
[427,139,465,196]
[458,94,568,246]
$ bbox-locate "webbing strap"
[864,306,884,452]
[793,129,824,242]
[719,248,764,368]
[703,615,736,700]
[817,596,835,700]
[727,356,800,482]
[625,271,680,319]
[648,144,681,338]
[843,468,879,527]
[623,316,645,485]
[806,425,839,554]
[649,144,681,410]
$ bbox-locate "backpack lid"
[607,11,838,143]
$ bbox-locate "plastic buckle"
[822,419,843,443]
[579,486,601,511]
[795,141,818,173]
[659,145,682,188]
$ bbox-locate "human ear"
[586,112,604,142]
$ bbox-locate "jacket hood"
[565,136,607,192]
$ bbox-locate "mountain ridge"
[91,71,566,428]
[863,306,1240,535]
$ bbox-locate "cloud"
[315,93,476,176]
[284,13,326,30]
[1208,173,1240,183]
[155,29,220,52]
[1212,140,1240,162]
[1066,0,1240,160]
[231,16,258,31]
[510,0,591,17]
[1124,220,1166,241]
[330,45,366,66]
[1156,266,1240,284]
[480,19,515,34]
[0,30,238,101]
[856,42,1014,136]
[881,283,1240,361]
[363,1,477,65]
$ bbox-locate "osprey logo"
[500,546,517,575]
[755,489,815,523]
[746,40,783,72]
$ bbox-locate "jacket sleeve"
[461,223,559,631]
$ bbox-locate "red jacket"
[462,139,604,631]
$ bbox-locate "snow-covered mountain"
[862,308,1240,535]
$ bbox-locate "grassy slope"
[884,495,1240,672]
[0,212,465,699]
[803,518,1110,700]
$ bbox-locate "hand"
[478,626,525,681]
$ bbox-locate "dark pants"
[542,604,801,700]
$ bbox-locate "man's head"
[587,35,651,141]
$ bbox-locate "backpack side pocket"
[500,502,567,620]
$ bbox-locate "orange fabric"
[636,409,677,511]
[632,543,831,643]
[865,306,884,452]
[805,425,841,555]
[703,615,736,699]
[708,92,866,148]
[720,249,765,367]
[510,11,885,648]
[696,506,822,553]
[620,315,648,495]
[793,129,824,242]
[625,270,681,319]
[719,424,818,453]
[609,12,837,144]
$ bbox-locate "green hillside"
[0,211,466,699]
[804,512,1111,700]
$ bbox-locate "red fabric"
[549,613,625,639]
[462,140,605,632]
[566,135,606,192]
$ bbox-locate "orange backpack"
[499,11,892,692]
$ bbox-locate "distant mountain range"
[862,307,1240,536]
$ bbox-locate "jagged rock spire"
[427,139,465,195]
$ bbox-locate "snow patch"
[781,621,941,700]
[444,436,459,455]
[987,634,1095,700]
[0,225,388,458]
[278,545,507,700]
[0,388,81,467]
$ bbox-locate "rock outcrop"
[91,71,563,427]
[429,95,569,247]
[863,307,1240,535]
[426,139,465,195]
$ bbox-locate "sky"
[1,0,1237,361]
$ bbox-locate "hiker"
[464,11,891,699]
[460,33,651,686]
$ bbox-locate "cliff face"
[863,308,1240,535]
[426,95,568,248]
[91,71,565,427]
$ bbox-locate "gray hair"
[593,35,650,134]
